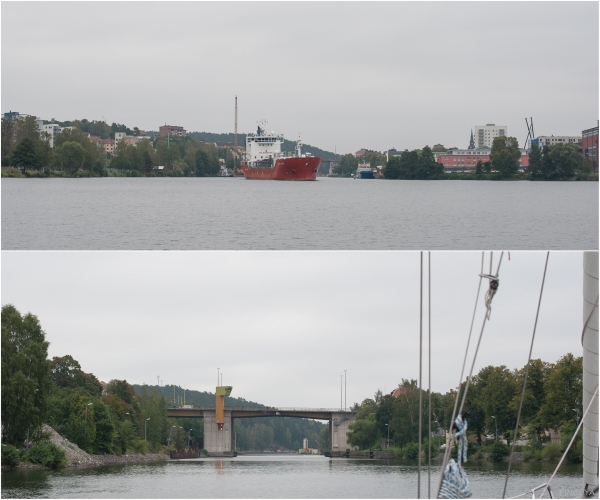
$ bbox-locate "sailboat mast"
[582,251,598,495]
[234,95,238,176]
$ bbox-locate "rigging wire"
[502,252,550,499]
[437,251,504,498]
[428,252,432,499]
[457,251,504,418]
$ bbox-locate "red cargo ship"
[241,122,321,180]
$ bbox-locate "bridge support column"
[203,410,234,457]
[330,411,357,456]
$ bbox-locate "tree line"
[1,116,340,178]
[347,353,583,462]
[333,137,590,181]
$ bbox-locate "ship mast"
[233,95,238,176]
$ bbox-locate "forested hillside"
[187,131,339,160]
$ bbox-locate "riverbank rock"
[12,425,169,469]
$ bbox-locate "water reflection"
[1,457,589,499]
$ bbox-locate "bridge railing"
[169,406,354,412]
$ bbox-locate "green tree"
[51,355,84,389]
[398,150,419,179]
[508,359,549,433]
[541,145,555,180]
[333,153,358,176]
[64,394,96,452]
[490,136,521,178]
[383,156,401,179]
[549,143,583,179]
[196,149,209,176]
[475,160,484,176]
[1,305,52,445]
[416,146,441,179]
[1,117,18,160]
[479,365,518,444]
[12,137,41,170]
[54,128,104,171]
[92,401,115,453]
[348,412,378,449]
[527,144,542,179]
[142,149,153,173]
[537,354,582,430]
[56,141,86,173]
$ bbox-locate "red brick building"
[582,124,598,174]
[159,125,186,137]
[436,148,529,172]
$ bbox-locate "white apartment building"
[534,135,581,148]
[474,124,507,148]
[41,124,74,148]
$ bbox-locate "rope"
[437,252,485,498]
[538,384,599,499]
[418,251,423,499]
[502,252,550,499]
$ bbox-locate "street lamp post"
[168,425,176,447]
[385,423,389,449]
[145,418,150,442]
[85,403,93,450]
[344,370,347,412]
[573,408,580,426]
[491,416,498,442]
[121,412,129,449]
[188,429,193,452]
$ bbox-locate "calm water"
[1,178,597,250]
[0,455,589,499]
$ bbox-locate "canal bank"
[1,425,169,471]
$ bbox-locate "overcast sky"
[2,251,587,409]
[2,2,598,154]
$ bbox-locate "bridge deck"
[167,407,355,420]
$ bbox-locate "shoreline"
[1,425,169,472]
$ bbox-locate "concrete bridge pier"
[203,410,234,457]
[330,411,357,456]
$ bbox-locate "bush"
[489,441,510,462]
[131,440,147,455]
[25,442,66,468]
[542,442,561,462]
[404,442,420,460]
[522,447,535,461]
[2,445,22,466]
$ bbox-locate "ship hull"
[242,157,321,180]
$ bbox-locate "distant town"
[1,110,597,181]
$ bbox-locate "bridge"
[167,406,357,457]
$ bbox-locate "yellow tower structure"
[215,385,232,429]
